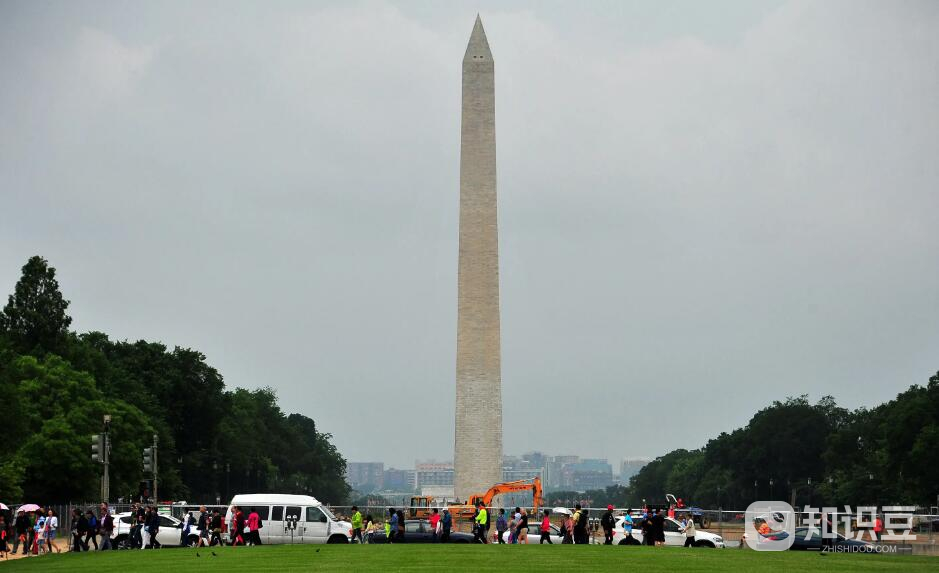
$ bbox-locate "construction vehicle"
[449,477,544,521]
[408,478,545,522]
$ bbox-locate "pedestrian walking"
[562,513,574,544]
[25,510,36,555]
[683,515,696,547]
[197,506,210,548]
[364,515,375,544]
[621,510,634,543]
[496,509,507,544]
[99,503,114,550]
[572,504,589,544]
[387,508,398,543]
[396,510,405,542]
[516,508,529,544]
[178,510,192,546]
[0,516,9,558]
[210,510,223,547]
[652,509,665,547]
[231,506,245,546]
[247,508,261,546]
[429,508,441,542]
[70,508,84,551]
[84,510,99,550]
[350,506,363,544]
[641,511,654,546]
[147,507,162,548]
[540,510,553,544]
[34,513,46,555]
[12,510,27,555]
[473,502,488,544]
[441,508,452,542]
[601,505,615,545]
[44,509,59,554]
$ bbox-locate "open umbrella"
[17,503,41,512]
[551,507,573,516]
[0,503,8,510]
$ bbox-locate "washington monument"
[454,15,502,501]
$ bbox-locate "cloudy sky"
[2,0,937,469]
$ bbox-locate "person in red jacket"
[873,515,884,542]
[428,508,441,542]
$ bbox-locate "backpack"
[574,510,588,532]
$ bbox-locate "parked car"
[225,494,352,544]
[112,512,201,548]
[524,521,564,544]
[368,520,475,543]
[788,527,876,552]
[612,515,725,547]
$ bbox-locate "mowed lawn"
[2,544,932,572]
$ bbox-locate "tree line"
[564,381,939,510]
[0,256,349,504]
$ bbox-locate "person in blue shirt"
[622,510,634,542]
[388,508,398,543]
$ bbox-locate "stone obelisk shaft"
[454,15,502,501]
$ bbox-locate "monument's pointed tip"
[465,14,492,61]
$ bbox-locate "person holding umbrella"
[16,505,41,555]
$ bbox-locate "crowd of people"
[360,501,604,545]
[0,500,705,556]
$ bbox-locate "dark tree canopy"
[619,384,939,509]
[0,256,349,504]
[0,256,72,354]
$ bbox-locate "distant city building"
[415,461,454,488]
[546,455,580,489]
[383,468,414,491]
[619,458,650,484]
[346,462,384,490]
[502,468,544,482]
[559,458,613,491]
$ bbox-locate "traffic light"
[91,434,104,463]
[143,447,153,472]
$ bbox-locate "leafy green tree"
[0,256,72,355]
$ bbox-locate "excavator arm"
[471,478,544,510]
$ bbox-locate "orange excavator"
[449,477,544,521]
[408,477,545,521]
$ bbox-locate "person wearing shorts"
[516,508,529,544]
[34,515,46,554]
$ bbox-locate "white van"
[225,494,352,544]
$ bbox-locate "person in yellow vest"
[350,506,363,544]
[473,502,489,544]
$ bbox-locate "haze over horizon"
[2,0,937,469]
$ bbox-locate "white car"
[496,521,564,544]
[527,522,564,544]
[613,515,725,548]
[112,511,202,548]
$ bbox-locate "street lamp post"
[769,478,775,501]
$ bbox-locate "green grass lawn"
[2,544,932,572]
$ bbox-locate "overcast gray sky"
[2,0,937,469]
